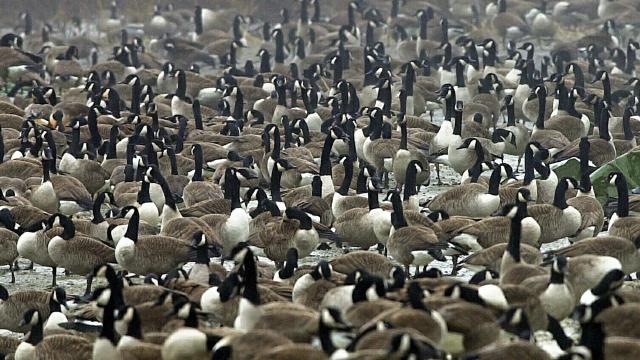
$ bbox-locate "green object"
[551,149,640,204]
[590,149,640,204]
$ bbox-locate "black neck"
[319,135,334,176]
[26,316,44,345]
[536,91,546,129]
[616,177,629,217]
[598,108,611,141]
[506,215,522,262]
[338,160,354,195]
[453,108,462,136]
[553,180,569,209]
[487,168,501,195]
[367,188,379,210]
[270,167,283,202]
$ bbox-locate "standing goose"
[387,191,447,276]
[114,206,195,275]
[0,208,20,283]
[46,213,116,296]
[362,107,399,186]
[528,177,582,244]
[499,95,530,171]
[427,165,502,218]
[607,172,640,242]
[16,220,60,287]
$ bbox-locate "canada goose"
[607,172,640,242]
[204,167,251,259]
[498,95,530,170]
[0,208,20,283]
[291,260,337,309]
[182,144,223,207]
[0,285,51,333]
[113,305,164,356]
[387,191,453,276]
[528,177,582,244]
[58,120,110,194]
[14,308,92,360]
[255,207,322,267]
[334,178,387,252]
[329,251,395,279]
[459,241,542,274]
[392,116,429,191]
[553,107,617,167]
[362,107,398,185]
[612,107,638,155]
[114,206,195,275]
[427,165,502,218]
[565,138,605,242]
[528,85,571,156]
[46,213,115,296]
[17,219,61,287]
[319,273,387,317]
[451,188,540,252]
[519,255,575,321]
[491,0,529,45]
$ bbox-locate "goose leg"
[84,275,93,297]
[376,243,384,255]
[51,266,57,287]
[516,155,523,173]
[10,263,15,283]
[435,164,442,185]
[450,256,459,276]
[404,265,411,279]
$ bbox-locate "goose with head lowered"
[427,164,503,218]
[46,213,115,296]
[451,188,540,253]
[254,206,329,268]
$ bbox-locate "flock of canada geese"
[1,0,640,359]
